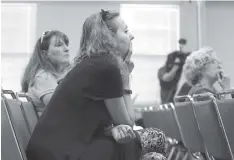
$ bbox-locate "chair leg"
[175,150,182,160]
[182,152,189,160]
[167,146,176,160]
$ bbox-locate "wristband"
[123,89,132,95]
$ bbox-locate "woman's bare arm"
[104,97,134,127]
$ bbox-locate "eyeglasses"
[205,60,222,69]
[40,30,51,44]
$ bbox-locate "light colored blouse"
[28,70,64,112]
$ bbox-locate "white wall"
[3,1,233,93]
[36,1,120,59]
[0,1,199,95]
[179,1,198,52]
[36,1,199,59]
[205,1,234,87]
[34,1,201,103]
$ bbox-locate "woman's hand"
[122,61,134,89]
[124,43,132,62]
[218,72,231,90]
[111,125,136,143]
[125,61,134,73]
[124,43,134,74]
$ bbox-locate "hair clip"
[41,30,51,44]
[101,9,109,21]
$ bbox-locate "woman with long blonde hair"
[26,10,171,160]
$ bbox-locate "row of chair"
[1,88,182,160]
[143,92,234,160]
[2,89,39,160]
[2,87,233,160]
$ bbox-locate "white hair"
[183,47,219,85]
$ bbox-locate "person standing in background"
[158,38,191,104]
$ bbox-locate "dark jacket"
[158,51,190,104]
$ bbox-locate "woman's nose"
[129,32,134,41]
[64,45,69,52]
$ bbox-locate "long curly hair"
[74,10,129,83]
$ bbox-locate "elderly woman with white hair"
[183,47,231,100]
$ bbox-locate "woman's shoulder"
[188,85,217,101]
[76,54,120,73]
[29,70,58,87]
[93,54,118,66]
[190,85,215,95]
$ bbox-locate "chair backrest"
[2,90,31,150]
[142,106,181,141]
[218,99,234,157]
[17,93,38,134]
[193,99,234,159]
[174,101,205,153]
[1,98,27,160]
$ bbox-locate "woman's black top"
[26,54,141,160]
